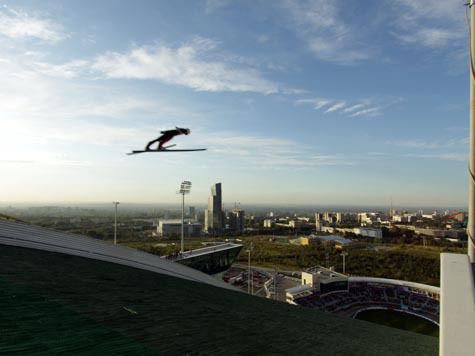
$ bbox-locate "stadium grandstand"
[287,267,440,325]
[0,220,438,354]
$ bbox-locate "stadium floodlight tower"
[112,201,120,245]
[246,241,253,294]
[178,181,192,254]
[341,251,348,274]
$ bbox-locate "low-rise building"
[353,227,382,239]
[289,236,310,246]
[263,219,274,228]
[321,226,335,233]
[313,235,352,248]
[414,228,448,238]
[302,266,348,293]
[157,219,202,238]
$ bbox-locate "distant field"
[355,309,439,337]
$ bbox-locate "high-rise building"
[335,212,342,224]
[205,183,223,233]
[318,212,341,224]
[226,209,245,233]
[188,206,196,220]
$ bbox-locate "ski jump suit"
[146,127,190,150]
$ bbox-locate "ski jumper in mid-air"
[127,126,205,155]
[145,127,190,150]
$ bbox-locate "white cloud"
[350,107,381,117]
[280,0,372,64]
[0,5,66,41]
[343,104,365,113]
[325,102,346,113]
[296,96,401,118]
[312,100,330,110]
[393,0,461,22]
[281,0,343,34]
[296,98,331,109]
[388,138,469,149]
[256,34,270,44]
[390,0,464,49]
[280,0,463,62]
[307,37,370,65]
[92,38,279,94]
[205,0,231,14]
[404,153,467,162]
[395,27,464,49]
[32,60,89,79]
[189,131,356,169]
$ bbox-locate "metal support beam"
[469,2,475,261]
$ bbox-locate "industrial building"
[157,219,202,238]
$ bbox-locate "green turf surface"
[0,280,155,355]
[0,245,438,355]
[355,309,439,337]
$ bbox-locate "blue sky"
[0,0,470,207]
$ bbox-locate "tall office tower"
[188,206,196,220]
[315,220,322,231]
[335,212,342,224]
[205,183,223,233]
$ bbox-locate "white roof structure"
[0,220,236,291]
[176,243,242,260]
[286,284,313,295]
[313,235,352,245]
[349,276,440,295]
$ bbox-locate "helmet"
[176,127,190,135]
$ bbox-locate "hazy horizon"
[0,201,467,212]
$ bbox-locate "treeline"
[236,238,449,286]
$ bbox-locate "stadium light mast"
[469,0,475,262]
[178,181,191,254]
[112,201,120,245]
[341,251,348,274]
[247,241,253,295]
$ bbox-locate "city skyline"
[0,0,470,206]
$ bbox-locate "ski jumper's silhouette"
[145,127,190,150]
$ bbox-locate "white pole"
[469,3,475,262]
[342,252,348,274]
[113,201,119,245]
[247,249,251,294]
[274,267,277,300]
[251,269,254,295]
[181,192,185,254]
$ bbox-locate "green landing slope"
[0,245,438,355]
